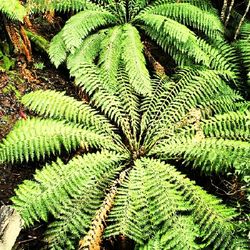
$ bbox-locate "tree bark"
[0,205,23,250]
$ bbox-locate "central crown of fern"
[0,60,249,249]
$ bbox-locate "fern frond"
[136,13,210,66]
[12,151,128,248]
[69,62,135,149]
[202,110,250,141]
[197,40,239,80]
[145,3,224,41]
[140,76,172,138]
[122,24,152,96]
[128,0,149,19]
[143,69,231,146]
[150,0,215,12]
[49,30,67,68]
[26,0,96,13]
[236,22,250,88]
[79,168,129,250]
[197,88,245,117]
[105,159,190,245]
[62,9,117,53]
[67,31,106,71]
[98,25,123,91]
[138,158,246,250]
[136,216,200,250]
[116,67,140,145]
[0,0,26,21]
[151,136,250,174]
[21,89,119,139]
[0,118,119,164]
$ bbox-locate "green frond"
[122,24,152,96]
[151,136,250,174]
[128,0,149,19]
[21,89,119,139]
[116,67,140,144]
[136,216,200,250]
[67,31,106,69]
[105,159,190,245]
[150,0,215,12]
[196,88,245,118]
[98,25,123,91]
[49,30,67,68]
[104,1,126,23]
[139,158,246,250]
[236,22,250,87]
[62,9,117,53]
[140,77,172,138]
[136,13,210,66]
[144,69,232,146]
[0,0,26,21]
[69,62,134,147]
[0,118,119,164]
[198,40,239,80]
[202,110,250,141]
[26,0,95,13]
[145,3,224,41]
[12,151,127,248]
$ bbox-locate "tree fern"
[25,0,241,94]
[0,66,249,249]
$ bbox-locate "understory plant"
[0,63,249,249]
[25,0,240,95]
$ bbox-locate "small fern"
[0,65,249,249]
[25,0,240,94]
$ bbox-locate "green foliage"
[0,48,15,71]
[26,0,240,93]
[235,22,250,90]
[0,0,26,21]
[0,66,249,249]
